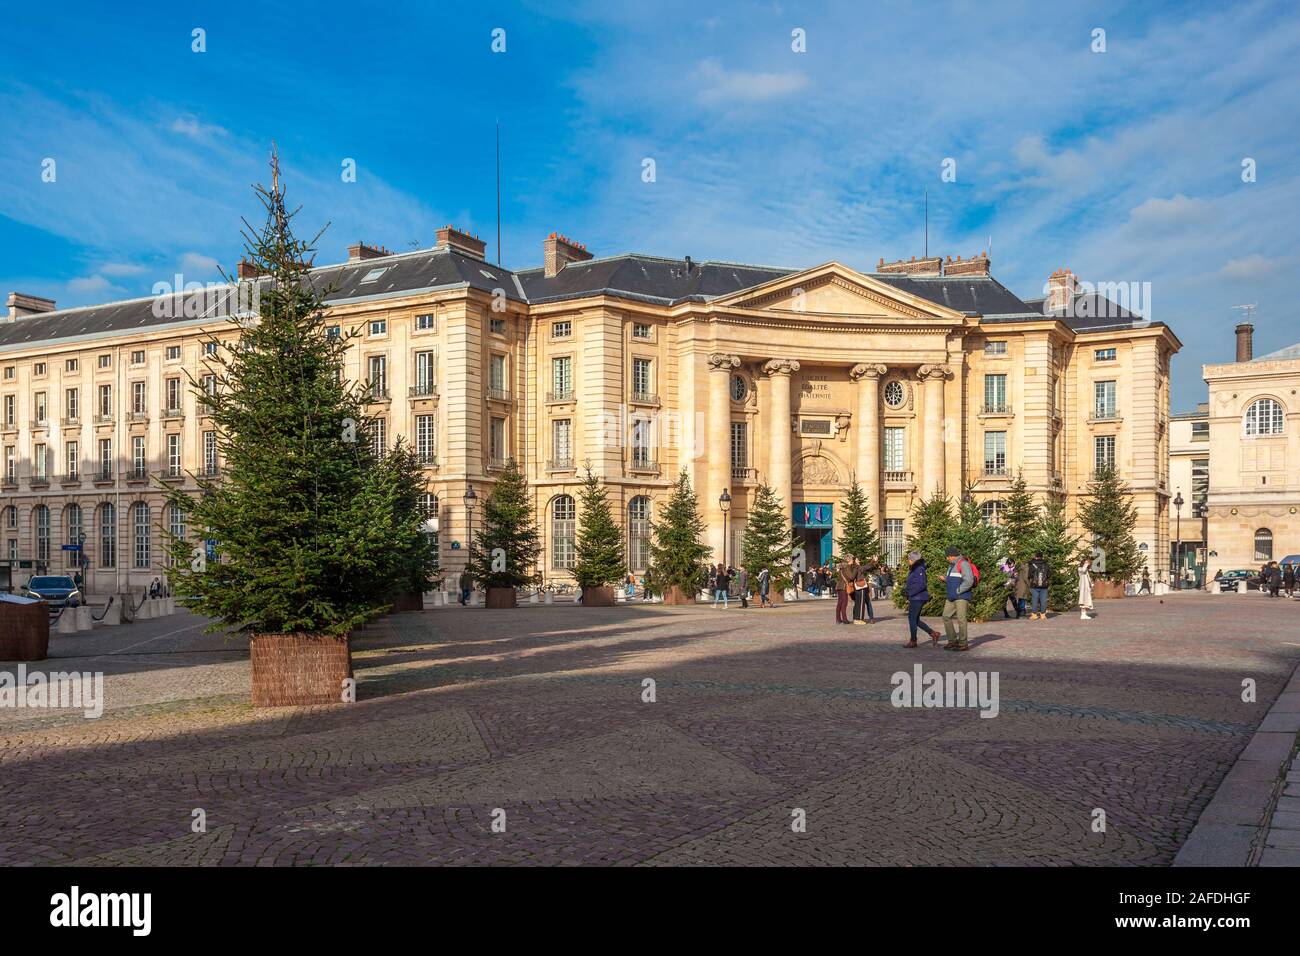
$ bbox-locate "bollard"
[136,595,153,619]
[76,605,93,631]
[529,591,539,604]
[470,591,481,606]
[164,595,175,615]
[102,600,121,625]
[57,610,78,635]
[544,591,554,605]
[1210,580,1221,594]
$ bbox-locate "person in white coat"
[1077,557,1094,620]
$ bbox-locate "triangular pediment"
[713,262,965,322]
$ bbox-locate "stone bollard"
[544,591,554,605]
[470,591,481,606]
[1210,580,1221,594]
[57,609,79,635]
[136,595,153,619]
[164,595,175,615]
[102,600,121,625]
[529,590,539,604]
[76,605,93,631]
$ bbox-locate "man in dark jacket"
[1027,552,1050,620]
[903,552,941,647]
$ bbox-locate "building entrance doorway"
[792,502,834,569]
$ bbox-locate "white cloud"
[66,275,117,295]
[1218,254,1292,281]
[1127,194,1213,233]
[170,116,227,138]
[693,58,809,106]
[179,251,221,276]
[98,261,149,277]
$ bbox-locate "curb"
[1173,660,1300,866]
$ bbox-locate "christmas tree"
[893,490,956,615]
[741,483,798,594]
[464,459,542,589]
[372,438,439,596]
[1000,471,1038,565]
[835,479,880,563]
[161,152,404,636]
[1077,465,1142,583]
[573,466,627,589]
[648,470,712,596]
[1031,493,1080,610]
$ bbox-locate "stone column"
[917,364,950,497]
[763,359,800,518]
[850,363,886,522]
[706,353,740,562]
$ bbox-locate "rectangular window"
[416,415,436,463]
[630,418,651,466]
[415,313,435,331]
[167,378,182,413]
[1094,348,1117,362]
[326,325,340,339]
[66,358,78,373]
[489,317,506,334]
[33,444,47,480]
[165,346,180,361]
[2,395,13,427]
[552,418,572,465]
[132,436,146,476]
[34,392,47,424]
[66,441,78,479]
[1191,421,1209,440]
[203,431,218,475]
[134,505,150,569]
[489,417,506,461]
[413,350,436,395]
[131,350,145,365]
[33,363,46,376]
[632,358,653,397]
[489,354,506,392]
[984,340,1007,356]
[551,356,572,398]
[1094,380,1117,418]
[132,381,147,415]
[204,342,218,356]
[1094,435,1116,472]
[100,504,116,568]
[167,434,181,477]
[98,384,112,419]
[98,439,112,479]
[65,388,78,421]
[730,421,748,475]
[983,374,1007,413]
[371,418,387,457]
[98,354,112,369]
[1,368,11,380]
[884,518,905,566]
[632,322,652,339]
[201,374,217,398]
[552,320,571,339]
[369,319,387,336]
[884,427,905,472]
[3,446,14,483]
[368,355,387,398]
[983,431,1007,475]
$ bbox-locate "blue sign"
[793,503,833,528]
[61,544,82,551]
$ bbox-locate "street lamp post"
[1173,490,1184,590]
[463,485,478,564]
[719,490,732,568]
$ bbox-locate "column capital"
[707,352,741,372]
[762,358,801,377]
[916,363,951,382]
[849,362,888,382]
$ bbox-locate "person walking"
[1027,551,1050,620]
[903,551,942,647]
[737,566,750,608]
[458,569,473,606]
[1268,561,1282,597]
[1138,568,1151,594]
[853,555,877,625]
[1014,560,1030,618]
[941,546,975,651]
[1077,557,1094,620]
[1285,562,1296,598]
[713,564,730,609]
[834,557,852,623]
[1001,560,1019,619]
[757,566,771,607]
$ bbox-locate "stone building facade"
[0,230,1180,593]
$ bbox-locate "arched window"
[981,500,1004,526]
[1244,398,1284,436]
[1254,528,1273,562]
[99,503,117,569]
[65,504,82,567]
[33,505,49,563]
[552,495,576,569]
[628,496,651,570]
[133,502,151,569]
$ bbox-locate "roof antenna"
[495,120,502,267]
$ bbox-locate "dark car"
[21,575,83,609]
[1216,569,1261,593]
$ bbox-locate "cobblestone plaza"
[2,592,1297,866]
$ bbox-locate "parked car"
[1216,569,1261,593]
[20,575,82,610]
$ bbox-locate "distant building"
[1168,402,1209,584]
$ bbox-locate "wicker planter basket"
[388,591,425,612]
[662,585,695,606]
[0,600,50,661]
[581,585,616,607]
[1092,579,1127,600]
[485,587,518,609]
[249,632,352,708]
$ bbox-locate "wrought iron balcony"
[486,387,512,403]
[409,383,438,398]
[545,390,573,403]
[546,458,574,472]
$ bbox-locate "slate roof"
[1021,293,1148,331]
[1252,343,1300,362]
[0,245,1152,350]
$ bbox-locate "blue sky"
[2,0,1298,409]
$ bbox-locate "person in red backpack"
[942,545,976,651]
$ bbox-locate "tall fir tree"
[893,490,957,615]
[1000,471,1038,565]
[648,470,712,596]
[742,484,798,593]
[465,460,541,589]
[835,480,880,562]
[1031,493,1080,610]
[573,467,627,589]
[1077,465,1142,583]
[161,153,406,636]
[372,438,440,596]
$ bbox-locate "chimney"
[943,251,991,277]
[348,241,392,262]
[434,226,486,261]
[543,232,593,278]
[877,254,942,276]
[236,260,263,279]
[1046,268,1078,313]
[4,292,56,322]
[1235,323,1254,362]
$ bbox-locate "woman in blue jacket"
[903,551,942,647]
